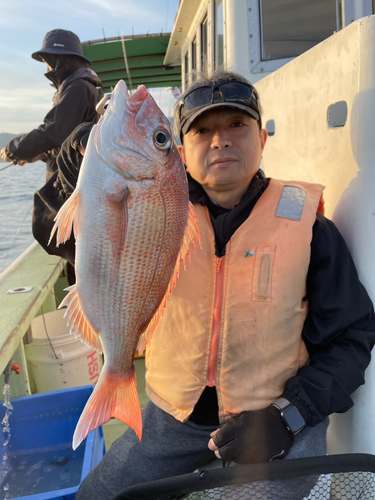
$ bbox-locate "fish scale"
[49,79,201,449]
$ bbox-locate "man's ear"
[178,144,187,167]
[260,129,268,152]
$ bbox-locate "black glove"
[212,405,295,464]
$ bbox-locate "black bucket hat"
[32,29,91,65]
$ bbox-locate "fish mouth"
[94,80,154,180]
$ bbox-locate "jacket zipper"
[207,255,225,387]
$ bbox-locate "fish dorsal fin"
[48,189,80,247]
[59,284,103,353]
[137,202,201,354]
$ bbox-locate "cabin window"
[184,52,189,86]
[215,0,224,68]
[201,15,208,74]
[336,0,343,31]
[191,37,197,81]
[259,0,337,60]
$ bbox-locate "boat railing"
[113,453,375,500]
[0,242,66,399]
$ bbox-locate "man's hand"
[208,406,294,464]
[0,149,46,166]
[0,147,12,163]
[18,153,47,166]
[77,145,85,156]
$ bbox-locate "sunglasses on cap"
[178,81,260,137]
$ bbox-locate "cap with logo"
[177,80,261,141]
[31,29,91,65]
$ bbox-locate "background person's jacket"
[5,68,103,180]
[32,122,94,270]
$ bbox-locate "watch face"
[283,406,305,432]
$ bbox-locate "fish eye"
[153,128,171,151]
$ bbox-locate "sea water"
[1,444,85,499]
[0,384,13,496]
[0,161,45,274]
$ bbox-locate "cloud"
[0,85,54,133]
[0,122,40,134]
[81,0,162,21]
[0,86,54,109]
[0,0,167,33]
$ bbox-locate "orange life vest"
[146,179,324,423]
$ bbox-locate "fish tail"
[72,365,142,450]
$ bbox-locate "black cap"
[32,29,91,65]
[180,101,260,137]
[179,84,260,140]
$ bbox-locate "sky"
[0,0,180,134]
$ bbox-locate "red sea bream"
[49,80,201,449]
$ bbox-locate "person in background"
[0,29,103,180]
[31,121,94,278]
[56,69,375,499]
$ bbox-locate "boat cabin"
[164,0,375,457]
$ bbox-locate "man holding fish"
[54,69,375,499]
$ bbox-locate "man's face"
[178,107,267,204]
[42,59,53,72]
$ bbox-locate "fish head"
[94,80,181,182]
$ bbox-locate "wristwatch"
[271,397,306,435]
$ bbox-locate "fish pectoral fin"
[137,202,202,355]
[73,366,142,450]
[179,201,202,269]
[59,284,103,353]
[103,178,128,268]
[104,178,128,205]
[49,189,80,247]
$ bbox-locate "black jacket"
[188,171,375,428]
[5,68,103,180]
[32,122,94,268]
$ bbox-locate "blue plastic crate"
[0,385,105,500]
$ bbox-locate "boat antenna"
[165,0,169,32]
[120,29,133,95]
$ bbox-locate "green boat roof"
[82,34,181,92]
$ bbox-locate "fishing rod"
[0,160,17,172]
